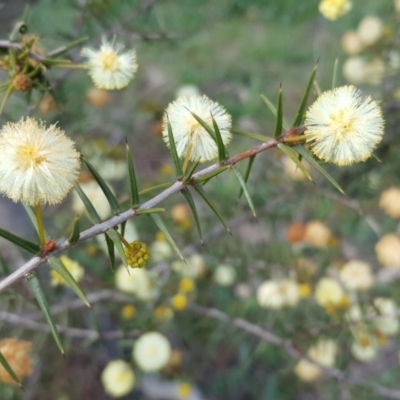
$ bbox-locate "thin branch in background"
[315,187,381,237]
[188,304,400,400]
[0,311,140,340]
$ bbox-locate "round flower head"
[133,331,171,372]
[101,359,135,398]
[304,86,384,166]
[162,95,232,162]
[81,38,138,90]
[0,338,33,384]
[294,339,337,382]
[319,0,352,21]
[379,187,400,218]
[339,260,373,291]
[375,234,400,268]
[0,118,80,205]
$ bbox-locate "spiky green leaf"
[139,182,172,196]
[211,113,227,161]
[106,229,128,267]
[0,349,22,387]
[73,183,101,224]
[274,87,283,138]
[231,129,273,142]
[194,166,230,185]
[278,143,312,181]
[26,273,64,356]
[292,63,318,127]
[183,161,200,182]
[238,155,255,200]
[294,145,344,194]
[166,119,183,177]
[125,140,140,207]
[121,221,127,237]
[260,94,290,131]
[181,188,203,243]
[83,158,121,214]
[150,213,184,260]
[105,233,116,270]
[194,184,231,234]
[332,58,339,90]
[68,216,80,244]
[136,208,165,215]
[232,167,256,217]
[0,227,40,255]
[189,111,216,141]
[48,257,90,307]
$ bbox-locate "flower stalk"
[34,204,45,247]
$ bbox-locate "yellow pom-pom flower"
[124,241,150,268]
[81,38,138,90]
[171,293,188,311]
[304,85,384,166]
[179,277,195,294]
[319,0,352,21]
[121,304,136,320]
[162,95,232,163]
[0,117,80,205]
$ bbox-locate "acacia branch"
[0,135,281,294]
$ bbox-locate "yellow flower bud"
[124,241,150,268]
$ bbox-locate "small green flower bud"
[124,241,150,268]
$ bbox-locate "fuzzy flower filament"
[81,38,138,90]
[304,85,384,166]
[162,95,232,163]
[0,117,80,206]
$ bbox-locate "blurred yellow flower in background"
[319,0,352,20]
[0,338,33,384]
[133,332,172,372]
[357,16,383,46]
[101,360,135,398]
[171,293,188,311]
[304,220,332,248]
[351,329,379,362]
[50,255,85,287]
[339,260,373,291]
[294,339,337,381]
[314,277,346,309]
[375,234,400,268]
[257,279,299,309]
[121,304,136,320]
[379,187,400,218]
